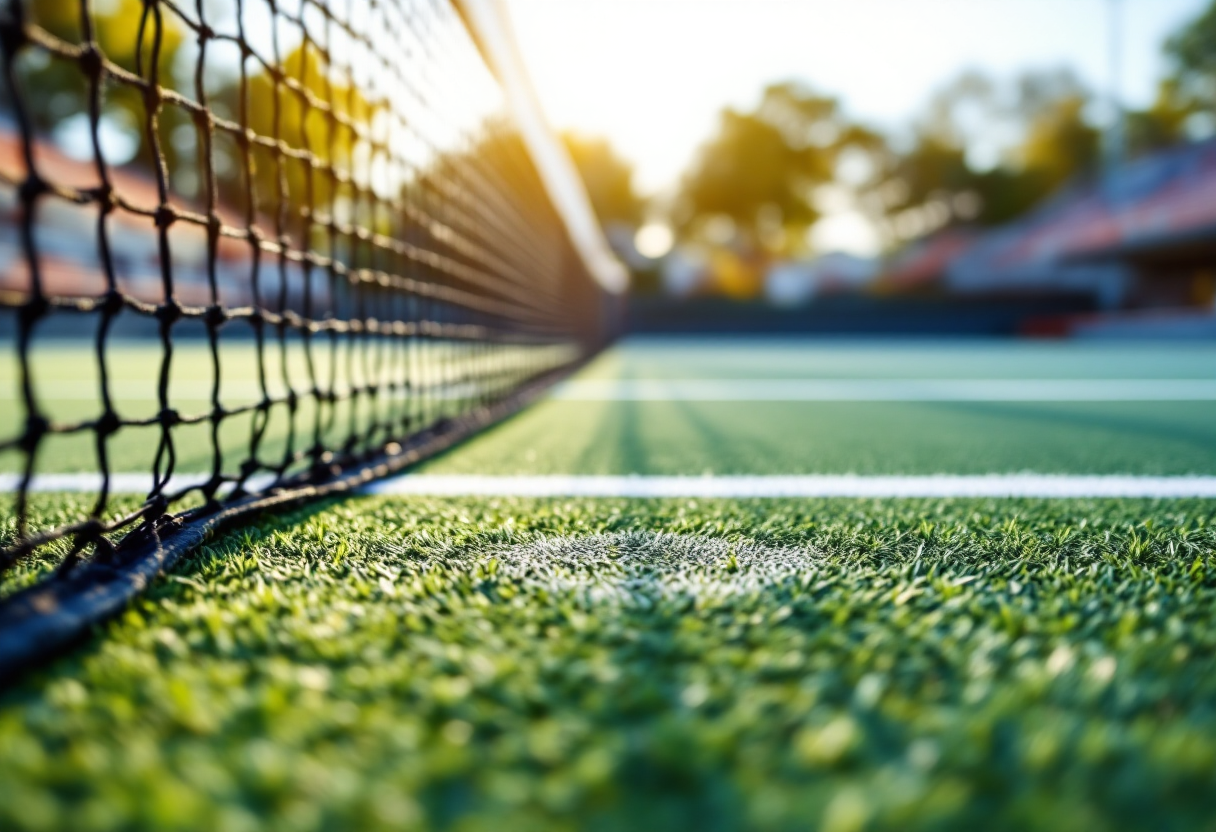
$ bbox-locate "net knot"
[145,494,170,519]
[101,289,124,317]
[21,294,50,324]
[156,300,182,324]
[21,414,49,451]
[79,45,104,80]
[204,304,227,329]
[154,205,177,229]
[18,175,47,204]
[141,82,161,113]
[76,518,104,541]
[93,183,116,214]
[96,410,121,437]
[158,408,182,428]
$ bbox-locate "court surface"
[5,337,1216,832]
[7,337,1216,479]
[420,338,1216,478]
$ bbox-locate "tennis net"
[0,0,624,637]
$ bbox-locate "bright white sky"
[507,0,1209,202]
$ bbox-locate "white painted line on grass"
[551,379,1216,402]
[365,474,1216,498]
[7,473,1216,498]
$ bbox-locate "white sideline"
[7,473,1216,498]
[363,475,1216,498]
[551,379,1216,402]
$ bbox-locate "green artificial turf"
[6,338,1216,830]
[419,338,1216,476]
[0,339,572,475]
[581,338,1216,380]
[8,338,1216,476]
[4,495,1216,831]
[416,398,1216,476]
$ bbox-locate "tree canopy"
[561,132,645,228]
[1165,0,1216,113]
[674,83,853,253]
[17,0,186,171]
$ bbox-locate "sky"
[506,0,1210,207]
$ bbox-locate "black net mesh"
[0,0,615,580]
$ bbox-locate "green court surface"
[5,495,1216,831]
[575,339,1216,380]
[0,339,572,477]
[421,339,1216,476]
[5,338,1216,832]
[6,338,1216,476]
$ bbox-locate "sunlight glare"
[635,223,675,259]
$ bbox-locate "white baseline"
[364,474,1216,498]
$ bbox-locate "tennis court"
[5,337,1216,830]
[415,338,1216,478]
[9,337,1216,480]
[4,0,1216,828]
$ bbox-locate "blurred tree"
[6,3,377,220]
[1164,0,1216,114]
[1126,80,1197,153]
[674,82,846,254]
[919,69,998,148]
[861,68,1101,246]
[1014,90,1101,198]
[560,132,644,228]
[1120,0,1216,153]
[9,0,186,170]
[207,44,377,238]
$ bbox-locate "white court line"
[7,473,1216,498]
[551,379,1216,401]
[363,475,1216,498]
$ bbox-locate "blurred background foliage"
[562,132,645,228]
[671,83,859,254]
[4,0,1216,277]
